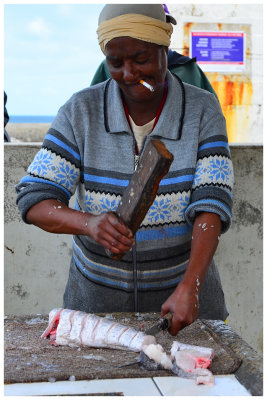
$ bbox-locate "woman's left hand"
[161,280,199,336]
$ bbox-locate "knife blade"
[145,312,173,336]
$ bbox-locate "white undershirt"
[129,115,155,152]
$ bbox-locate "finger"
[160,305,170,318]
[102,222,135,247]
[168,319,186,336]
[101,232,135,253]
[168,311,188,336]
[107,213,133,238]
[101,239,121,254]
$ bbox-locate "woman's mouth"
[139,80,154,92]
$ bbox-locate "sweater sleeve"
[184,96,234,233]
[16,106,81,223]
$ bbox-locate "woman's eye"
[107,59,122,69]
[110,62,122,68]
[136,59,148,65]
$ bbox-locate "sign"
[190,31,245,72]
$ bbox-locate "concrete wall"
[168,3,263,144]
[4,143,263,354]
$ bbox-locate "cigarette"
[140,79,154,92]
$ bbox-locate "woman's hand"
[161,212,222,336]
[85,212,135,255]
[161,279,199,336]
[26,200,135,256]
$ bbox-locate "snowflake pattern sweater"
[16,71,234,292]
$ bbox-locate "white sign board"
[190,31,246,73]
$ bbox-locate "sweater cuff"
[185,199,232,233]
[16,182,70,223]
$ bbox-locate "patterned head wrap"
[97,4,176,54]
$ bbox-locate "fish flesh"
[41,308,156,352]
[171,341,213,370]
[140,341,214,386]
[171,341,215,385]
[142,343,172,370]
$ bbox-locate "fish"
[41,308,215,386]
[41,308,156,352]
[140,341,215,386]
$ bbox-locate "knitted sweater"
[16,70,234,292]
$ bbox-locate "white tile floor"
[4,375,251,396]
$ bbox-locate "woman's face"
[105,37,168,103]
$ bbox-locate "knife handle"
[160,312,173,330]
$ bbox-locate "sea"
[9,115,55,123]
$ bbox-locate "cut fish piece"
[142,344,172,370]
[171,341,214,360]
[171,341,213,371]
[41,308,156,352]
[171,341,215,386]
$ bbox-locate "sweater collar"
[104,70,184,141]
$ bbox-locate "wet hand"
[85,212,135,255]
[161,281,199,336]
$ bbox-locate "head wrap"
[97,4,176,54]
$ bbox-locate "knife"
[116,313,173,369]
[145,312,173,336]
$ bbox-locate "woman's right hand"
[85,212,135,255]
[26,199,134,256]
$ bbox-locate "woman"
[16,4,234,336]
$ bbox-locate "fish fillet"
[140,341,214,386]
[171,341,215,385]
[41,308,156,352]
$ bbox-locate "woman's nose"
[122,61,136,82]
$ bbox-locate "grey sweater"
[16,70,234,292]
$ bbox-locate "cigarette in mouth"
[140,80,154,92]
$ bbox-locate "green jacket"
[90,49,216,96]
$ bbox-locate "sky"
[4,3,105,116]
[3,0,265,117]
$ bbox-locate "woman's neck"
[122,85,166,126]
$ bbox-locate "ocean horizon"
[9,115,55,123]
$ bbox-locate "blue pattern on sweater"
[16,71,234,291]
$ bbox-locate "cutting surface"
[4,312,241,384]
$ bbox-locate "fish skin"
[171,341,214,360]
[41,308,156,352]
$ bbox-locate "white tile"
[153,375,251,396]
[4,377,161,396]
